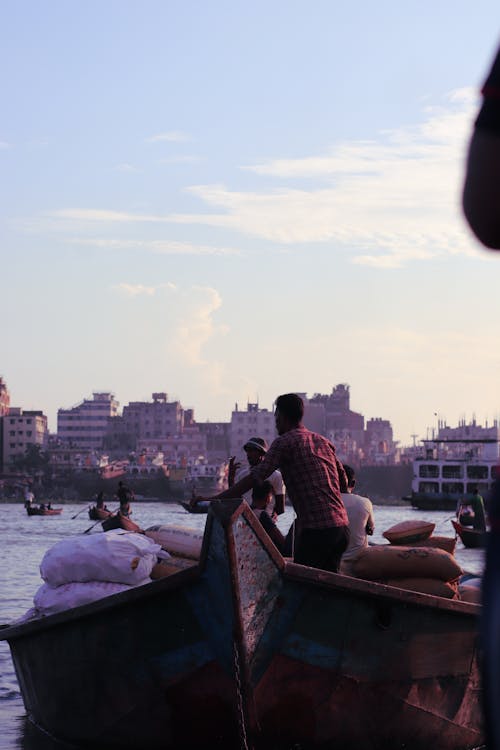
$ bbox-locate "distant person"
[198,393,349,573]
[116,480,133,517]
[228,437,286,516]
[24,488,34,509]
[95,491,107,510]
[463,45,500,248]
[339,465,375,576]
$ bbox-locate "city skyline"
[3,2,500,447]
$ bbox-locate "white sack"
[40,530,161,586]
[33,580,149,616]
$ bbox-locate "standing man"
[339,464,375,576]
[208,393,349,573]
[228,437,286,516]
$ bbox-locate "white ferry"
[406,419,500,510]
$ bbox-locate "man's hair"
[252,480,273,502]
[343,464,356,488]
[275,393,304,423]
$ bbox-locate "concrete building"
[2,408,48,467]
[229,403,276,459]
[57,392,119,450]
[104,392,184,454]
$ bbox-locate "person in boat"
[116,481,133,518]
[227,437,286,517]
[198,393,349,573]
[458,488,486,532]
[24,488,34,509]
[339,464,375,576]
[95,491,107,510]
[463,44,500,249]
[47,502,52,510]
[39,503,46,511]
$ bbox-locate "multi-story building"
[229,403,276,459]
[2,408,48,467]
[57,392,119,450]
[364,417,396,465]
[104,392,184,455]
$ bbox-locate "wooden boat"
[451,518,487,549]
[0,500,482,750]
[25,506,62,516]
[88,505,113,521]
[101,513,142,533]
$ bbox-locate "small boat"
[26,506,62,516]
[101,513,142,533]
[0,499,482,749]
[451,518,487,548]
[88,506,113,521]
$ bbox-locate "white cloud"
[146,131,190,143]
[68,237,241,255]
[166,88,481,266]
[48,208,167,223]
[0,141,11,149]
[114,163,140,173]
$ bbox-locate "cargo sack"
[40,530,161,586]
[382,577,459,599]
[352,545,462,582]
[458,584,482,604]
[33,579,150,616]
[145,525,203,559]
[393,535,456,555]
[383,519,435,545]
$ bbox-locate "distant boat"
[1,499,483,749]
[451,519,487,549]
[101,514,142,533]
[88,506,113,521]
[405,420,499,510]
[26,506,62,517]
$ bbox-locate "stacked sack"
[351,520,462,599]
[32,530,162,616]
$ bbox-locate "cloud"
[146,131,191,143]
[114,163,140,173]
[48,208,167,223]
[158,155,203,164]
[68,237,241,255]
[0,141,11,149]
[166,88,480,266]
[114,282,176,296]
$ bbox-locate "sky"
[2,1,500,446]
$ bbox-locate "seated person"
[340,464,375,576]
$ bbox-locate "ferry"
[405,419,500,510]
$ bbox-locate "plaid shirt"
[252,426,348,530]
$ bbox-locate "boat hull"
[2,501,483,749]
[407,492,459,511]
[101,514,142,533]
[88,506,112,521]
[25,507,62,516]
[451,519,487,549]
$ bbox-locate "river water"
[0,501,485,750]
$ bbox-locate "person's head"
[343,464,356,491]
[251,481,273,510]
[243,437,268,466]
[274,393,304,435]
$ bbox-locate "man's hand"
[228,456,241,486]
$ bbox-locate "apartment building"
[229,403,276,459]
[57,392,119,450]
[104,392,184,454]
[2,408,48,467]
